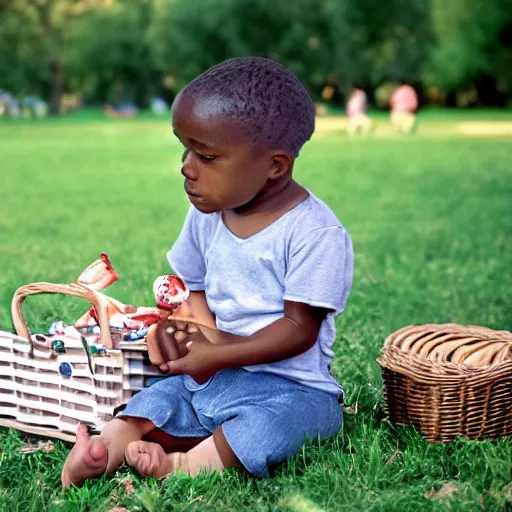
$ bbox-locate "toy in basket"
[1,254,211,443]
[377,323,512,442]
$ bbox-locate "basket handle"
[11,282,114,350]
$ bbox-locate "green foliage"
[0,111,511,509]
[65,0,156,106]
[323,0,432,91]
[428,0,512,92]
[149,0,331,91]
[148,0,432,94]
[0,2,49,95]
[0,0,510,108]
[374,83,399,109]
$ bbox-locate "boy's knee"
[213,426,242,469]
[221,411,310,475]
[117,416,156,435]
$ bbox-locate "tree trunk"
[49,55,63,115]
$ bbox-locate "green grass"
[0,109,511,511]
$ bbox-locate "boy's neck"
[222,179,309,239]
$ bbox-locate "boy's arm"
[211,300,327,363]
[180,291,217,328]
[165,300,329,383]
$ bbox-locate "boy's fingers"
[146,324,166,365]
[168,359,184,375]
[157,321,181,361]
[159,364,169,372]
[174,330,187,343]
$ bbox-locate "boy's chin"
[188,199,220,214]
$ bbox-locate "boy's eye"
[198,153,216,162]
[181,149,216,163]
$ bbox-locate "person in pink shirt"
[389,85,418,134]
[346,89,372,135]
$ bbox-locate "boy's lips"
[184,184,200,197]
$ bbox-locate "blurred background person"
[389,85,418,134]
[346,88,372,136]
[103,102,139,118]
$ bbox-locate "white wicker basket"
[0,281,163,442]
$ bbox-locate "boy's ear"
[268,152,293,180]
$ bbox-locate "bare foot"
[125,441,185,478]
[61,423,109,489]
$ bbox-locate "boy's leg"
[125,370,341,479]
[125,425,241,478]
[142,427,206,453]
[61,416,155,489]
[213,371,342,477]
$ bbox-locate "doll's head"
[153,275,189,310]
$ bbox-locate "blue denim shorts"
[120,368,343,476]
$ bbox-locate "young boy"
[61,57,354,488]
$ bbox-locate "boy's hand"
[146,319,190,368]
[146,317,222,382]
[167,333,223,384]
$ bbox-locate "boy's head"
[172,57,315,213]
[175,57,315,157]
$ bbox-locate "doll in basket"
[62,57,354,488]
[73,253,215,349]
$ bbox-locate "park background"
[0,0,511,511]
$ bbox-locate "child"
[61,57,354,488]
[390,84,418,134]
[346,88,372,136]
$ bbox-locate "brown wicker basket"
[0,281,164,442]
[377,323,512,442]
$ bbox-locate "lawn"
[0,110,511,511]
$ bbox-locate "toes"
[61,472,70,489]
[125,441,148,466]
[126,443,151,475]
[125,441,168,478]
[61,435,109,490]
[76,423,90,442]
[132,451,150,475]
[125,441,139,466]
[89,438,108,465]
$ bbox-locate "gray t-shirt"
[167,191,354,395]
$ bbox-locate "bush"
[374,83,399,109]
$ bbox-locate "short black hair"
[180,57,315,156]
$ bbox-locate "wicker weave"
[0,281,164,442]
[377,324,512,442]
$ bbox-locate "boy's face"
[172,93,285,214]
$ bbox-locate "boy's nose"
[181,163,198,181]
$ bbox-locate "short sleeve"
[166,206,207,291]
[284,226,354,314]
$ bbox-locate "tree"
[148,0,331,95]
[322,0,432,93]
[0,1,48,97]
[0,0,109,114]
[65,0,157,107]
[428,0,512,96]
